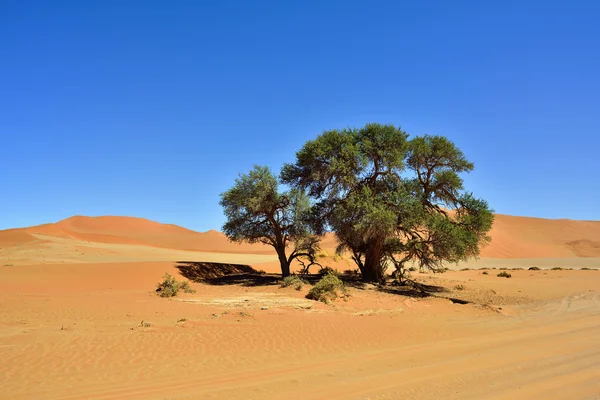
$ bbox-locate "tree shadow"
[175,261,281,287]
[174,261,461,301]
[377,281,447,298]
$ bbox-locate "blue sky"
[1,0,599,231]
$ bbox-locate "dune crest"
[1,214,599,259]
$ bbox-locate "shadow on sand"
[175,261,451,299]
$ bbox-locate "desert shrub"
[511,268,523,270]
[499,267,507,270]
[342,269,360,277]
[306,273,347,303]
[482,271,489,275]
[551,267,563,271]
[581,267,596,271]
[179,280,196,294]
[318,266,339,277]
[280,275,307,290]
[454,284,465,290]
[156,273,195,297]
[528,267,541,271]
[497,271,512,278]
[408,266,417,272]
[460,268,470,271]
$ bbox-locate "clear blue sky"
[1,0,599,231]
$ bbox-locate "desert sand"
[1,216,599,399]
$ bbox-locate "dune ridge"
[1,214,600,261]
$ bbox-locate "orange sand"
[1,215,599,399]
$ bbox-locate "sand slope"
[2,214,600,264]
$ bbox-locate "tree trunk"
[276,247,291,277]
[362,238,384,283]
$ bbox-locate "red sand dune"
[1,214,599,258]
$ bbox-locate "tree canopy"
[220,165,319,277]
[281,123,493,283]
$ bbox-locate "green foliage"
[306,273,347,303]
[318,266,339,276]
[156,273,195,298]
[280,275,307,290]
[497,271,512,278]
[179,280,196,294]
[551,267,563,270]
[220,165,320,277]
[282,123,493,282]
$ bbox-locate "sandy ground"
[1,216,599,399]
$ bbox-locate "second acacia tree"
[281,123,494,283]
[220,165,319,278]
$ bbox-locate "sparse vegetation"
[460,268,470,271]
[528,267,541,271]
[482,271,488,275]
[155,273,196,298]
[179,280,196,294]
[280,275,307,291]
[342,269,360,277]
[318,266,339,277]
[408,266,417,272]
[497,271,512,278]
[551,267,563,271]
[306,273,347,304]
[454,284,465,290]
[581,267,596,270]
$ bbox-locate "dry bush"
[306,273,347,304]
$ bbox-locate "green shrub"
[280,275,307,290]
[318,266,339,277]
[482,271,489,275]
[155,273,195,297]
[528,267,541,271]
[497,271,511,278]
[551,267,563,271]
[179,280,196,294]
[581,267,596,271]
[306,273,347,303]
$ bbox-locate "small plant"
[482,271,488,275]
[460,268,470,271]
[179,280,196,294]
[408,266,417,272]
[306,273,347,304]
[581,267,596,270]
[318,266,339,277]
[155,273,195,297]
[454,284,465,290]
[280,275,307,291]
[551,267,563,271]
[499,267,508,270]
[497,271,511,278]
[528,267,541,271]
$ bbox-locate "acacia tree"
[281,123,494,283]
[220,165,320,278]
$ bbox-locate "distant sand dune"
[1,214,600,267]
